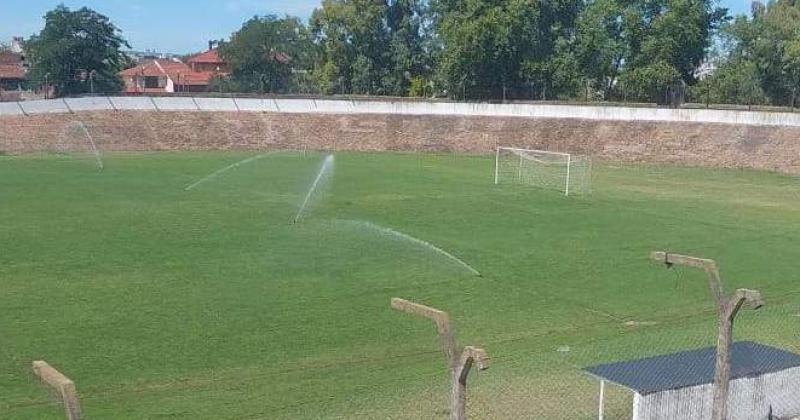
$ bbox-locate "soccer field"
[1,151,798,419]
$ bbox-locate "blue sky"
[1,0,752,54]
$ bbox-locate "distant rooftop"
[185,49,224,65]
[584,342,800,395]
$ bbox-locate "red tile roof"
[186,49,224,64]
[0,51,24,65]
[179,71,217,85]
[0,64,26,79]
[120,59,220,87]
[120,60,169,77]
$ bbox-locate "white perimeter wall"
[633,367,800,420]
[4,97,800,127]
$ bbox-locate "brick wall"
[1,111,799,174]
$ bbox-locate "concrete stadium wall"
[4,96,800,127]
[1,97,800,174]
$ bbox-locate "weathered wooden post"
[391,298,489,420]
[32,361,82,420]
[650,252,764,420]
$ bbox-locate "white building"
[585,341,800,420]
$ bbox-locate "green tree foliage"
[385,0,433,95]
[719,0,800,106]
[574,0,626,98]
[21,0,759,104]
[217,15,314,94]
[432,0,582,100]
[691,58,767,105]
[310,0,430,95]
[575,0,726,102]
[618,61,682,103]
[25,5,130,96]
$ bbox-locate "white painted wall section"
[109,96,156,111]
[4,97,800,128]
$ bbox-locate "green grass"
[1,152,798,419]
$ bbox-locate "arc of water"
[292,154,335,224]
[342,220,481,277]
[185,153,273,191]
[69,122,104,171]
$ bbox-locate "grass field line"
[481,298,800,365]
[0,349,448,408]
[4,367,446,417]
[3,296,795,414]
[594,194,800,240]
[73,297,800,404]
[184,153,275,191]
[13,299,735,408]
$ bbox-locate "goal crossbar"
[496,147,571,157]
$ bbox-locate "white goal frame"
[494,147,590,196]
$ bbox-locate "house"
[185,48,230,74]
[0,41,28,101]
[0,37,27,91]
[0,56,26,89]
[119,53,225,94]
[584,342,800,420]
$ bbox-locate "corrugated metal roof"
[584,342,800,395]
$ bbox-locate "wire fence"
[6,76,800,115]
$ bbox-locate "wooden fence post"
[650,252,764,420]
[391,298,489,420]
[32,361,82,420]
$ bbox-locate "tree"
[25,5,130,96]
[618,61,682,103]
[574,0,626,98]
[691,58,767,106]
[723,0,800,106]
[433,0,582,100]
[311,0,390,95]
[217,15,314,94]
[385,0,433,95]
[310,0,431,96]
[575,0,727,102]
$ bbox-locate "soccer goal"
[494,147,591,196]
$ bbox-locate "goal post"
[494,147,591,196]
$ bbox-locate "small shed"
[584,341,800,420]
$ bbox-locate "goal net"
[494,147,591,195]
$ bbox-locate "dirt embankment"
[1,111,799,174]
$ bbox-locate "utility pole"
[650,252,764,420]
[391,298,489,420]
